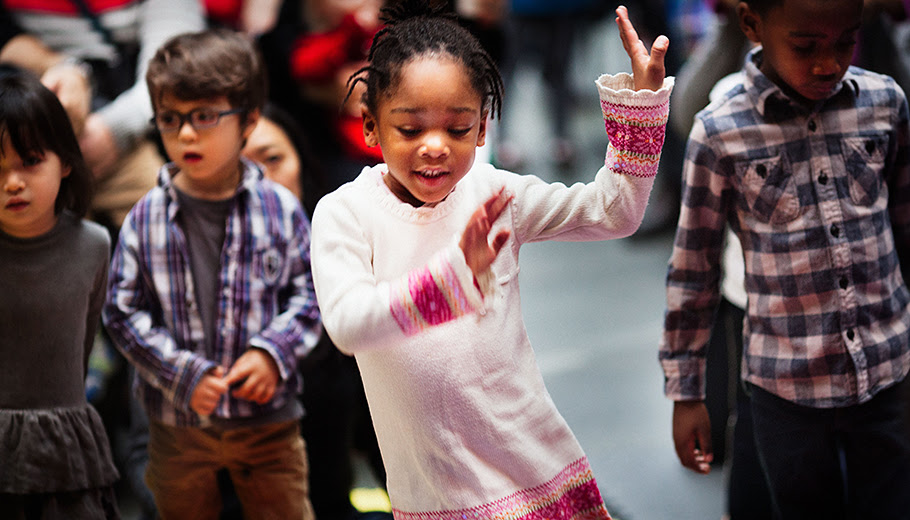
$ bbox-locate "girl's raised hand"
[460,188,513,278]
[615,5,668,92]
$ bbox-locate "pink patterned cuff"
[602,99,670,178]
[389,252,477,336]
[392,458,610,520]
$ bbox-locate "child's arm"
[888,88,910,279]
[660,117,731,476]
[84,231,111,375]
[103,215,222,413]
[241,207,321,386]
[505,7,672,244]
[312,194,502,353]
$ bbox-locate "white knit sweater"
[311,73,673,518]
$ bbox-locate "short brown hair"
[146,29,267,119]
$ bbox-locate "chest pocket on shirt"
[737,155,800,224]
[842,134,887,206]
[251,243,285,295]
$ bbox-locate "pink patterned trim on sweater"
[601,99,669,178]
[389,253,476,336]
[392,458,611,520]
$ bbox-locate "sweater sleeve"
[311,197,490,354]
[510,73,673,244]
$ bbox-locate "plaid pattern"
[661,49,910,408]
[104,158,321,426]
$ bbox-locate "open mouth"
[416,169,447,179]
[183,152,202,162]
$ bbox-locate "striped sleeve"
[388,246,490,336]
[596,73,673,178]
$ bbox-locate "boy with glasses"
[104,29,320,520]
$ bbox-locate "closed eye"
[397,127,421,138]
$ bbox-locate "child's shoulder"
[846,66,906,103]
[60,213,111,260]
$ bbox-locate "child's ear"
[737,2,762,44]
[476,110,489,148]
[362,107,379,148]
[241,108,261,140]
[61,163,72,178]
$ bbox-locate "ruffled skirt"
[0,404,119,493]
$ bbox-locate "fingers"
[190,369,229,416]
[224,350,280,404]
[645,35,669,88]
[672,400,713,474]
[231,375,276,404]
[614,5,639,58]
[223,361,252,387]
[614,4,669,92]
[484,187,513,225]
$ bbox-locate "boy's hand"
[460,188,512,278]
[615,5,668,92]
[190,366,228,416]
[672,400,713,474]
[224,348,280,405]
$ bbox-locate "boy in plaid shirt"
[662,0,910,517]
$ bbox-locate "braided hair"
[346,0,504,119]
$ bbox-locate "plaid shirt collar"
[742,47,860,118]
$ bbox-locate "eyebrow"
[788,23,861,38]
[389,107,477,114]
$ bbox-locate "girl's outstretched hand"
[615,5,668,92]
[460,188,513,279]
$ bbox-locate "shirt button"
[818,172,828,184]
[830,224,840,237]
[839,277,848,289]
[808,120,817,131]
[847,329,855,341]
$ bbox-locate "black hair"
[0,64,93,217]
[742,0,784,15]
[260,102,329,217]
[146,29,267,121]
[346,0,504,119]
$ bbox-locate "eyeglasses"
[151,107,245,133]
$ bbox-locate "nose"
[812,54,841,78]
[419,132,449,159]
[177,119,198,141]
[2,171,24,193]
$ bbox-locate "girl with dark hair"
[311,1,673,518]
[0,65,120,518]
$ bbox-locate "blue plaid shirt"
[661,49,910,408]
[104,158,321,426]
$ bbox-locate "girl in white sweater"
[310,1,673,517]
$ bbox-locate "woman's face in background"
[242,117,302,201]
